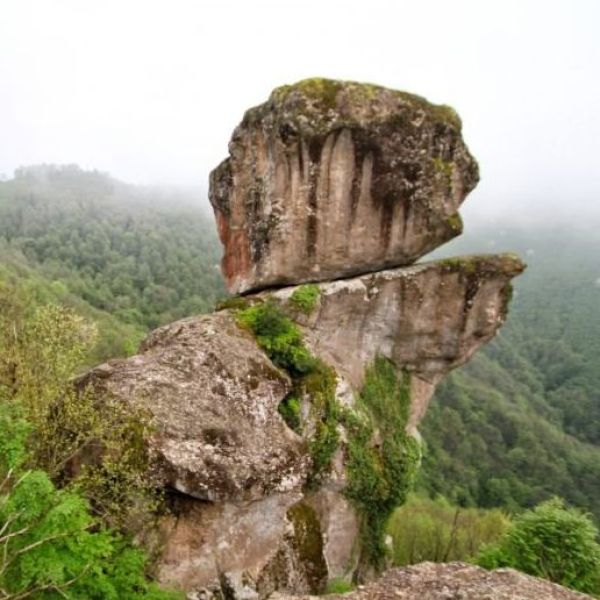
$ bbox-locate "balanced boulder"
[210,78,479,294]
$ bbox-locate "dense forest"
[1,164,599,525]
[420,223,600,520]
[0,164,224,363]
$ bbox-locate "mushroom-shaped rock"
[210,78,479,294]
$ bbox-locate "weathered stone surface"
[81,312,308,502]
[275,562,593,599]
[210,78,479,294]
[158,493,297,594]
[80,80,527,599]
[158,494,328,598]
[264,253,525,432]
[304,489,360,581]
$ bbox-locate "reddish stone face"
[209,79,478,294]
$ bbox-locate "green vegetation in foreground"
[388,494,510,566]
[289,283,320,315]
[342,357,421,569]
[389,494,600,597]
[477,498,600,596]
[0,282,181,598]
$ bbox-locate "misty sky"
[1,0,599,220]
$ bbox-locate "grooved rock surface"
[210,78,479,294]
[80,312,308,502]
[275,562,593,599]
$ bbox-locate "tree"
[477,498,600,595]
[0,401,180,599]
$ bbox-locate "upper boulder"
[210,78,479,294]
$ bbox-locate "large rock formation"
[210,79,479,294]
[275,562,594,600]
[262,253,523,432]
[83,79,526,598]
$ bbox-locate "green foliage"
[388,494,509,566]
[278,395,301,432]
[0,165,224,345]
[323,578,355,594]
[343,357,421,569]
[476,498,600,595]
[237,300,340,482]
[289,284,320,315]
[237,300,315,376]
[0,284,160,533]
[303,361,339,485]
[0,403,181,599]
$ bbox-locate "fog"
[1,0,599,223]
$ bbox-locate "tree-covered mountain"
[1,165,598,522]
[419,222,600,519]
[0,164,224,328]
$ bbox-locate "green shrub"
[238,300,341,483]
[289,284,320,315]
[343,357,421,569]
[476,497,600,595]
[0,401,181,599]
[388,494,509,565]
[237,300,315,376]
[0,290,159,532]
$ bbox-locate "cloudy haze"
[1,0,599,221]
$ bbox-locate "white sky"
[1,0,599,220]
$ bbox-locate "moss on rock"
[341,357,421,570]
[287,501,328,593]
[289,283,321,315]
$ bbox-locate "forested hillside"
[420,222,600,519]
[0,164,224,361]
[1,165,598,522]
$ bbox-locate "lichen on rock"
[210,78,479,294]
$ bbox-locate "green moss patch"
[278,394,301,432]
[342,357,421,569]
[287,501,328,592]
[323,578,355,594]
[237,300,315,376]
[289,283,321,315]
[237,300,339,481]
[215,295,250,312]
